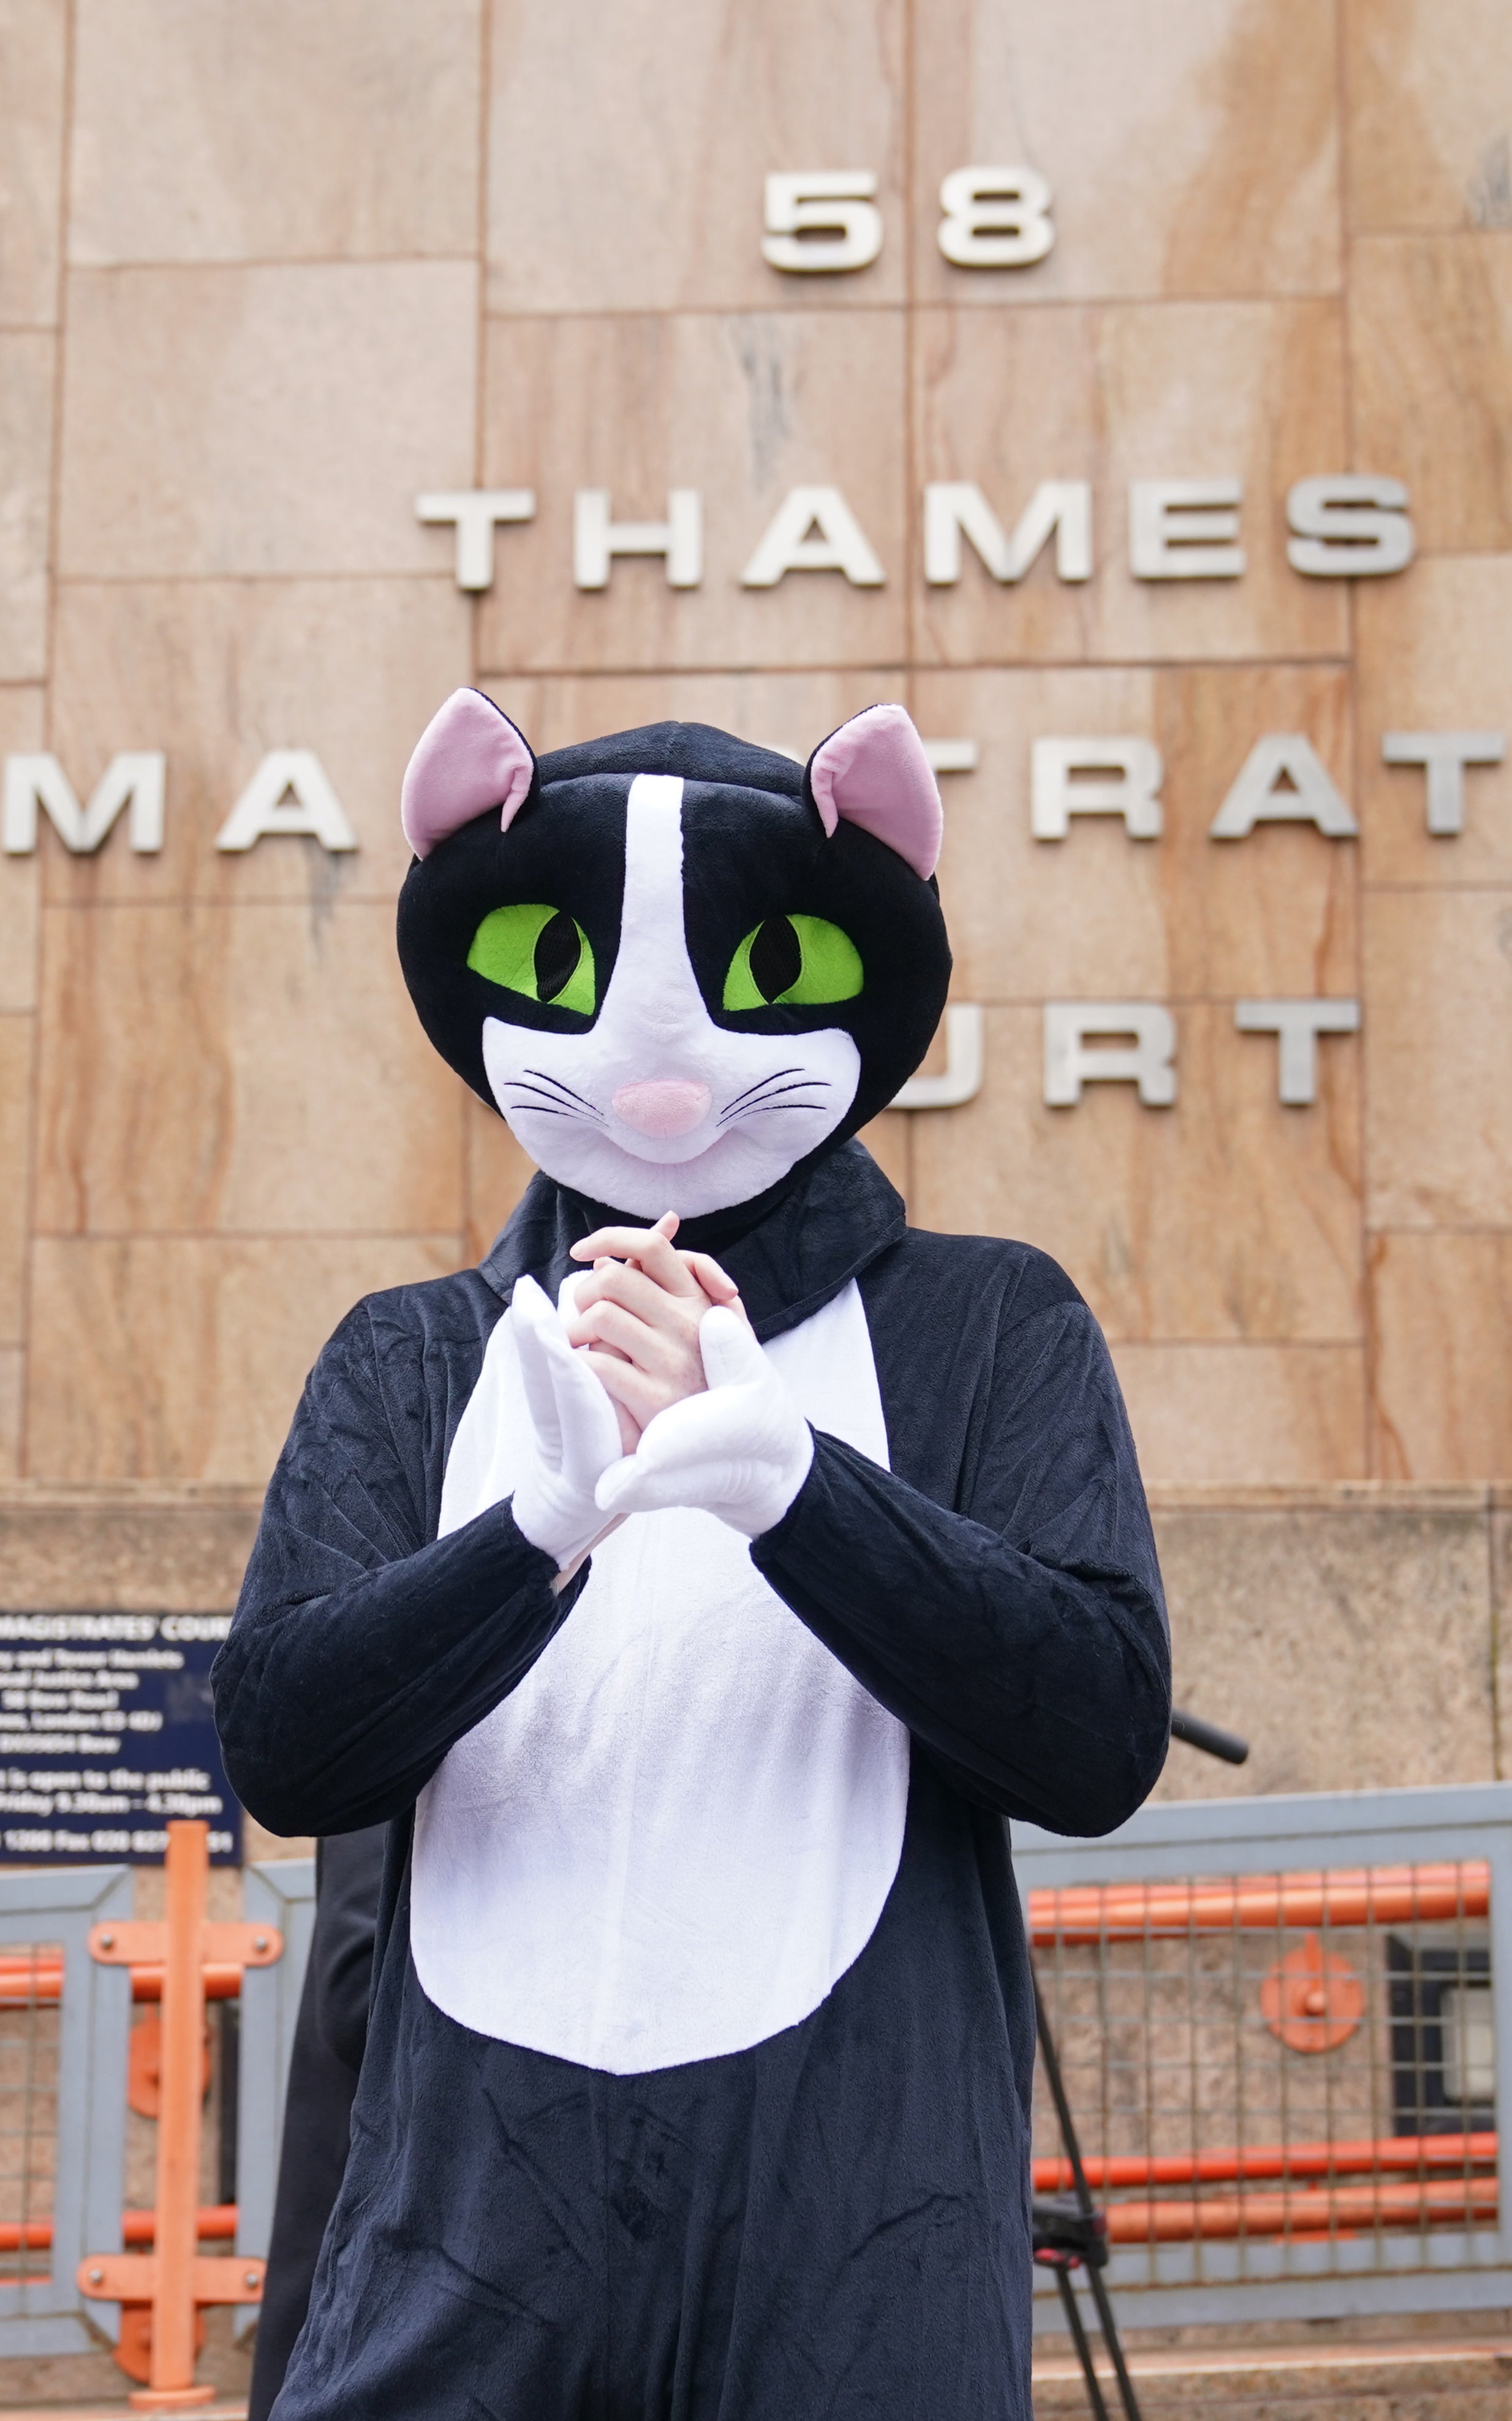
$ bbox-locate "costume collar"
[477,1139,906,1344]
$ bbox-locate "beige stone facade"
[2,1,1512,1782]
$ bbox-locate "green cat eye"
[722,914,863,1011]
[467,902,596,1014]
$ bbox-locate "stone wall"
[2,1483,1505,1814]
[2,7,1511,1658]
[1153,1485,1512,1797]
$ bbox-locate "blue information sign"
[0,1614,241,1864]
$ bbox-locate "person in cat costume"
[214,691,1171,2421]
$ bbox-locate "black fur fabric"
[395,719,952,1172]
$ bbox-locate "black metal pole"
[1053,2263,1111,2421]
[1169,1706,1249,1766]
[1032,1964,1145,2421]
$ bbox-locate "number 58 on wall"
[761,167,1054,274]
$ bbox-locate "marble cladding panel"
[0,1353,18,1475]
[1151,1498,1497,1800]
[486,0,904,314]
[0,687,43,1009]
[0,1016,32,1342]
[1351,233,1512,554]
[34,901,465,1237]
[856,1111,910,1206]
[915,664,1358,1002]
[68,0,482,265]
[464,1091,536,1268]
[911,0,1340,306]
[1113,1343,1367,1487]
[1369,1231,1512,1482]
[1355,554,1512,885]
[484,669,897,764]
[477,311,907,671]
[25,1236,461,1482]
[0,330,53,680]
[1363,888,1512,1226]
[909,1004,1363,1346]
[1497,1498,1512,1778]
[0,695,39,1447]
[43,579,471,904]
[911,301,1349,663]
[0,0,67,325]
[57,264,478,580]
[1344,0,1512,233]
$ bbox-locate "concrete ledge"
[0,1477,1506,1800]
[0,1484,263,1613]
[0,2406,245,2419]
[1032,2334,1512,2412]
[0,2343,1506,2420]
[1147,1481,1511,1511]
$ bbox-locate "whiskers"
[717,1068,832,1129]
[502,1065,831,1135]
[499,1068,606,1123]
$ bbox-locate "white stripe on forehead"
[621,773,684,925]
[600,774,703,1030]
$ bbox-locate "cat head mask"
[396,691,952,1219]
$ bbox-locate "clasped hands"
[509,1215,814,1579]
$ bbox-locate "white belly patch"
[409,1278,909,2075]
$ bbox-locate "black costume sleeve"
[752,1297,1170,1837]
[213,1304,575,1838]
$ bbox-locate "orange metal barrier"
[0,1958,244,2007]
[1028,1861,1490,1946]
[1103,2175,1499,2242]
[1033,2129,1500,2194]
[75,1821,282,2410]
[1031,1849,1502,2282]
[0,2208,235,2265]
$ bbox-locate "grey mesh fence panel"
[233,1857,316,2339]
[0,1864,135,2355]
[1015,1781,1512,2331]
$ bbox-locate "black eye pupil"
[534,912,581,1002]
[748,916,803,1003]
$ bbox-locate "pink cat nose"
[611,1079,712,1139]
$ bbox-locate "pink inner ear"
[401,689,535,859]
[807,703,943,879]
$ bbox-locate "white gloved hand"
[593,1307,814,1539]
[510,1274,626,1573]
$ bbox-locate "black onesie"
[214,1143,1170,2421]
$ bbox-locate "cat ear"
[401,689,537,860]
[804,703,942,880]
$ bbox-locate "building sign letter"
[1130,479,1246,580]
[1032,738,1164,839]
[1234,999,1360,1104]
[214,752,357,853]
[741,486,886,586]
[761,173,883,274]
[1286,477,1415,578]
[924,482,1091,584]
[1209,735,1357,839]
[1382,730,1505,834]
[1043,1003,1177,1106]
[574,489,703,589]
[415,489,535,592]
[937,167,1054,267]
[2,753,165,855]
[891,1003,985,1109]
